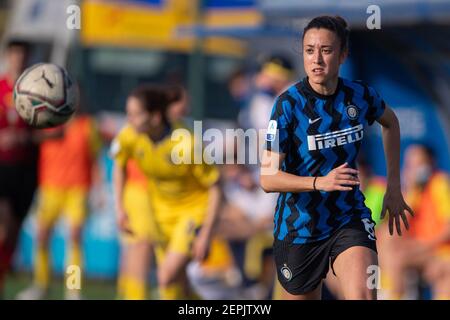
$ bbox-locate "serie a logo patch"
[266,120,277,142]
[266,120,278,141]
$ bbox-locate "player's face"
[126,96,151,133]
[403,145,433,186]
[303,28,347,85]
[404,146,430,169]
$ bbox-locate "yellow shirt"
[407,172,450,256]
[111,123,219,224]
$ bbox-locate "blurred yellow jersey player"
[17,114,101,300]
[112,85,221,300]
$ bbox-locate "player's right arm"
[260,150,359,193]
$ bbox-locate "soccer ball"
[14,63,77,128]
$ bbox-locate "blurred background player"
[116,85,187,300]
[0,39,37,297]
[112,84,221,299]
[378,143,450,299]
[16,104,102,300]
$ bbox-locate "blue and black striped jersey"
[265,77,386,244]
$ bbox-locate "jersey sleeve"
[365,86,386,125]
[264,93,294,154]
[110,126,134,168]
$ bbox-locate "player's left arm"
[376,106,414,236]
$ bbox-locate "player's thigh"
[324,268,343,299]
[35,187,64,237]
[332,246,378,299]
[169,215,203,259]
[157,216,202,285]
[330,218,378,300]
[123,183,157,243]
[63,188,88,237]
[157,250,190,286]
[127,240,152,277]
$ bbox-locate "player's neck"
[307,77,339,96]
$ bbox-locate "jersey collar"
[303,76,343,100]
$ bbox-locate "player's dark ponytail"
[129,84,170,126]
[302,15,350,52]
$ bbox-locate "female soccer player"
[116,85,187,300]
[112,85,221,299]
[260,16,413,300]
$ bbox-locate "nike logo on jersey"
[307,124,363,151]
[308,117,321,124]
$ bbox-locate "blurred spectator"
[227,68,252,113]
[0,39,37,297]
[16,109,102,300]
[378,144,450,299]
[239,54,294,131]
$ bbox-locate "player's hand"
[117,209,133,235]
[316,163,360,192]
[192,228,211,262]
[380,186,414,236]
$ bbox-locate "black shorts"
[274,217,378,295]
[0,163,37,221]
